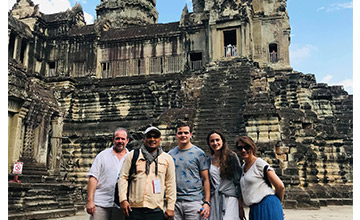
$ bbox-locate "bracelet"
[203,201,211,207]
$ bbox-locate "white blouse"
[240,158,275,206]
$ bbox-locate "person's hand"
[239,206,246,220]
[120,200,132,217]
[86,201,96,215]
[164,209,174,220]
[197,203,210,219]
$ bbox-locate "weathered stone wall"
[96,0,158,28]
[49,58,352,208]
[8,0,352,214]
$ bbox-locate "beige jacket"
[118,149,176,210]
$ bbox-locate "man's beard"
[114,144,125,153]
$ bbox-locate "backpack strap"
[129,148,140,177]
[114,148,140,206]
[127,148,140,199]
[263,165,272,188]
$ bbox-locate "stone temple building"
[8,0,352,219]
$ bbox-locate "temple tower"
[95,0,158,29]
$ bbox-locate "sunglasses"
[145,133,160,139]
[237,145,251,151]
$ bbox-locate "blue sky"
[8,0,354,94]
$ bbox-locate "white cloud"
[9,0,92,23]
[317,6,325,11]
[290,44,317,66]
[32,0,71,14]
[322,75,333,83]
[320,74,353,94]
[186,0,193,11]
[9,0,73,14]
[338,78,353,94]
[318,1,353,12]
[84,11,94,24]
[8,0,16,11]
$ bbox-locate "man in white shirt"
[86,127,130,220]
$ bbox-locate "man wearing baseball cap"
[118,126,176,220]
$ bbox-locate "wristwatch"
[203,201,211,207]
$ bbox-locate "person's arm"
[238,198,246,220]
[232,153,246,220]
[86,176,98,215]
[119,152,133,217]
[164,156,176,219]
[267,169,285,203]
[199,169,211,219]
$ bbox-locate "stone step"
[8,208,77,220]
[311,198,353,206]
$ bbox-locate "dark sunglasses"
[145,133,160,139]
[237,145,251,151]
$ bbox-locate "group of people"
[86,123,285,220]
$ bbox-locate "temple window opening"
[101,62,110,78]
[8,32,16,60]
[269,43,278,63]
[20,39,28,65]
[190,52,202,70]
[150,57,164,74]
[47,61,56,77]
[224,30,237,57]
[134,59,145,75]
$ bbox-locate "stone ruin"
[8,0,352,219]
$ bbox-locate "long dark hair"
[207,130,235,180]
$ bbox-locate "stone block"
[275,154,287,161]
[326,198,343,205]
[283,200,297,209]
[343,198,353,205]
[284,168,298,176]
[276,146,289,154]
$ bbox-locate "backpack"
[114,148,140,206]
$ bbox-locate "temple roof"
[8,15,33,38]
[41,11,69,23]
[100,22,181,41]
[68,24,95,37]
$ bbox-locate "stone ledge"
[8,208,77,220]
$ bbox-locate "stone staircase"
[191,59,251,152]
[8,162,79,220]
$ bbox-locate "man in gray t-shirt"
[168,123,210,220]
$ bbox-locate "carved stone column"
[22,104,42,162]
[8,105,28,172]
[22,122,35,161]
[47,115,64,175]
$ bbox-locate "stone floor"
[49,205,353,220]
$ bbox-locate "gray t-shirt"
[168,145,209,201]
[88,147,129,207]
[240,158,275,206]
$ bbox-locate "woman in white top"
[236,136,285,220]
[206,130,246,220]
